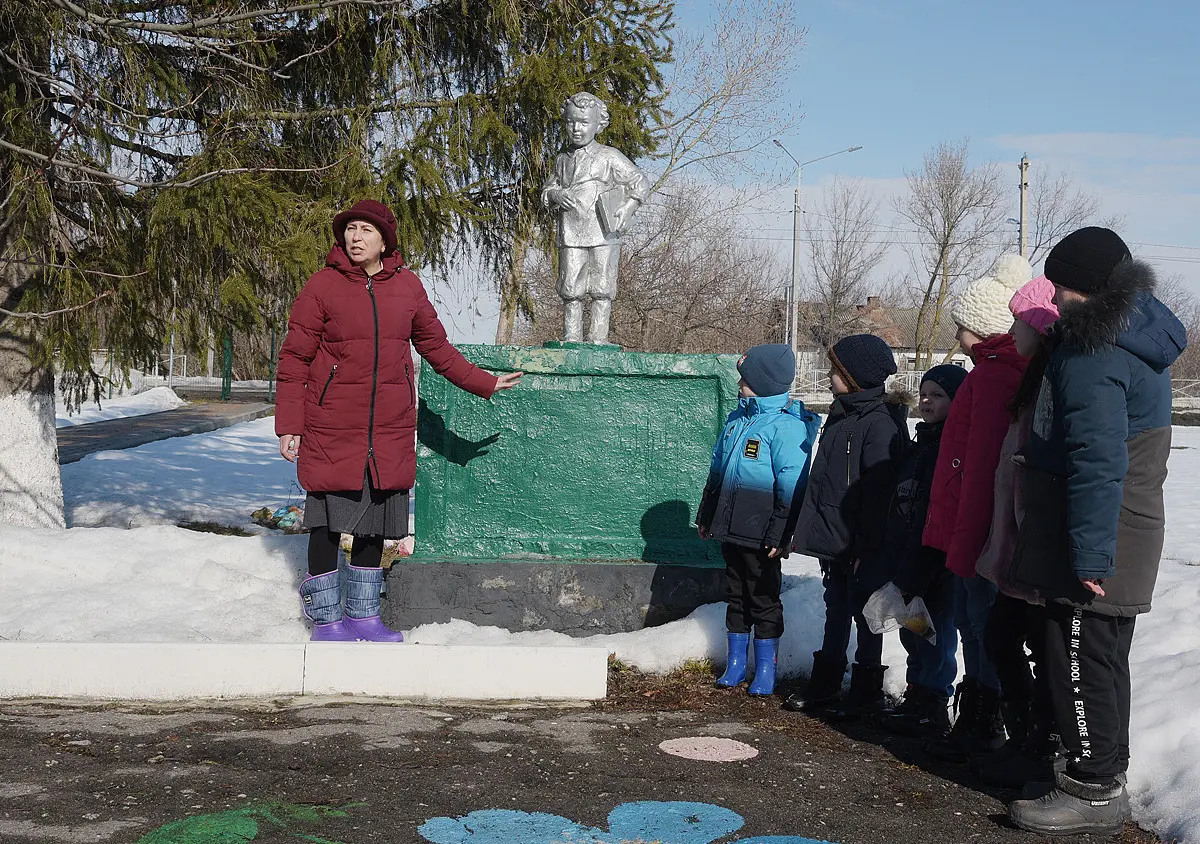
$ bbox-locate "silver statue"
[542,92,651,344]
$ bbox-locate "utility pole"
[773,140,863,390]
[1019,154,1030,259]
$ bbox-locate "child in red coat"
[923,254,1030,759]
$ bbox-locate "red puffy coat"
[275,247,496,492]
[922,333,1026,577]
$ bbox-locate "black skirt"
[303,469,409,539]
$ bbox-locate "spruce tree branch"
[242,97,456,121]
[44,0,407,35]
[0,139,347,188]
[0,289,117,320]
[0,259,148,280]
[48,108,190,164]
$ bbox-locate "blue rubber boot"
[299,571,356,642]
[715,632,750,688]
[748,637,779,696]
[342,565,405,643]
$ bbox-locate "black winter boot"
[925,678,980,760]
[973,715,1060,790]
[878,684,950,737]
[973,684,1008,753]
[782,651,845,713]
[830,663,887,720]
[999,696,1032,747]
[1008,771,1130,836]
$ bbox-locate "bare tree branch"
[0,290,116,320]
[0,139,347,188]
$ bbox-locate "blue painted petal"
[417,809,606,843]
[734,837,839,843]
[605,801,744,844]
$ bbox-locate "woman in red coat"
[276,200,521,642]
[923,254,1029,758]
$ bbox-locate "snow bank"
[0,524,308,643]
[55,386,186,428]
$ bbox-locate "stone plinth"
[383,344,739,634]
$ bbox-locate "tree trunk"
[495,232,532,345]
[0,303,66,530]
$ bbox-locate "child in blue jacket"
[696,344,821,696]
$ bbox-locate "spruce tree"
[0,0,671,527]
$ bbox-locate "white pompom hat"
[950,254,1033,338]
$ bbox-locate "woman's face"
[918,380,952,424]
[344,220,386,266]
[1012,318,1043,358]
[955,324,985,359]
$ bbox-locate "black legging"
[307,526,384,575]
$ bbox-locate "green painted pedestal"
[383,344,741,635]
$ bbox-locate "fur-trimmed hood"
[1056,258,1187,372]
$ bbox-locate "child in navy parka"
[696,344,820,697]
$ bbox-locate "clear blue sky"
[730,0,1200,283]
[772,0,1198,179]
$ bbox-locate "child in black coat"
[783,334,910,715]
[879,364,969,734]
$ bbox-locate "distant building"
[853,296,972,371]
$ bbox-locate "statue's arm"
[541,156,565,208]
[608,149,651,203]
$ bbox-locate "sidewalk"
[56,402,274,464]
[0,672,1162,844]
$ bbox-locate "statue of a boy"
[542,92,651,344]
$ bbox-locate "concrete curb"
[0,642,609,702]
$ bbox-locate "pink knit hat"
[1009,275,1059,335]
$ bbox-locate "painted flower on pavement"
[418,801,836,844]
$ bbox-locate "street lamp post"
[772,141,862,390]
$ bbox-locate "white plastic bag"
[863,581,937,645]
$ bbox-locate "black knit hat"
[921,364,968,400]
[829,334,897,390]
[1044,227,1131,294]
[737,343,796,397]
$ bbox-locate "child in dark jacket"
[923,254,1030,759]
[879,364,969,736]
[697,344,821,697]
[782,334,911,715]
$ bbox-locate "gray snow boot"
[1008,771,1130,836]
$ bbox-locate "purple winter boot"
[298,571,356,642]
[342,564,405,642]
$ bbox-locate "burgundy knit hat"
[333,199,398,256]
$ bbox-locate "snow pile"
[62,417,303,530]
[0,525,308,643]
[55,386,186,427]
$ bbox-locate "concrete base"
[383,559,724,635]
[0,642,608,702]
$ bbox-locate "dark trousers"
[307,526,384,576]
[900,567,959,697]
[818,558,883,668]
[721,543,783,639]
[986,593,1050,707]
[1044,603,1136,783]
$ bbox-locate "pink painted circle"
[658,736,759,762]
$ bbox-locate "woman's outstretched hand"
[279,434,301,463]
[495,371,523,392]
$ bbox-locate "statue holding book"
[541,92,651,345]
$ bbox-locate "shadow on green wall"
[417,398,501,467]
